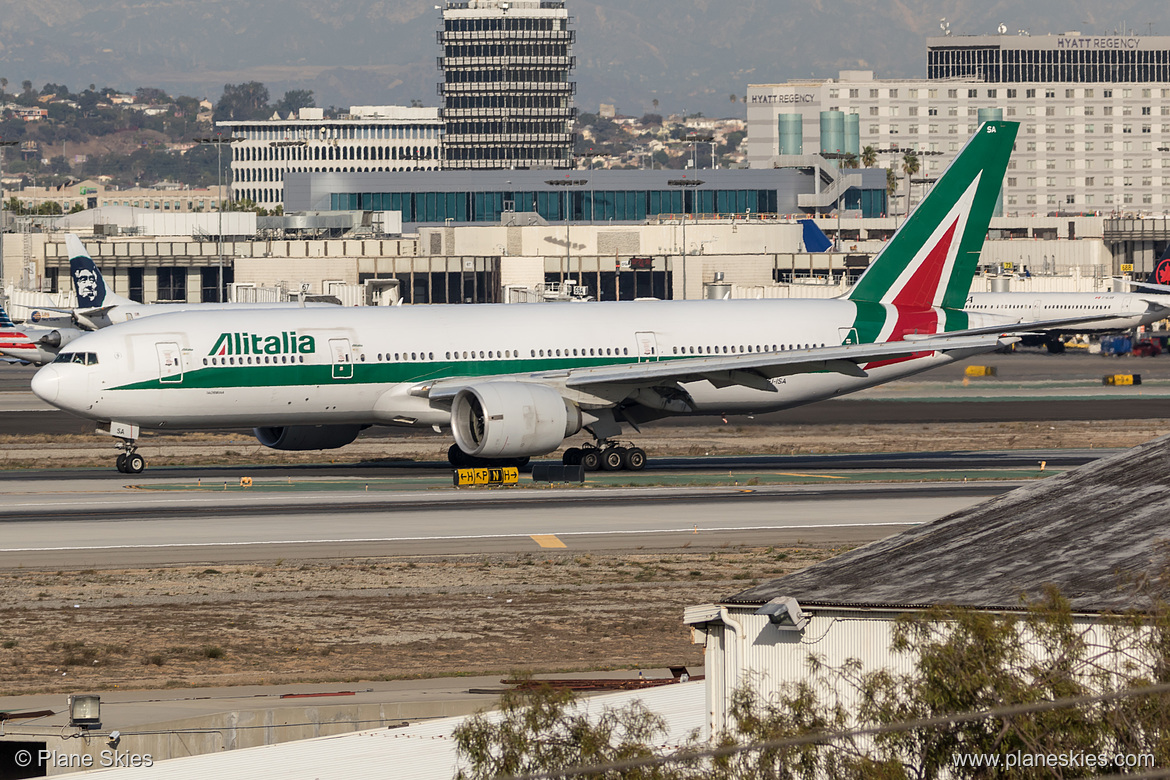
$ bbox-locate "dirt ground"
[1,419,1167,696]
[0,548,836,696]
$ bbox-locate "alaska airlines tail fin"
[847,121,1018,310]
[66,234,134,309]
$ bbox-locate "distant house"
[110,93,135,105]
[13,106,48,122]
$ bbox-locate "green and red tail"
[847,121,1018,312]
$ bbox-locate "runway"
[0,481,1011,568]
[0,350,1157,570]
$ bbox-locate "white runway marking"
[0,521,921,553]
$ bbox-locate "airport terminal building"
[283,167,889,227]
[747,33,1170,217]
[220,106,444,210]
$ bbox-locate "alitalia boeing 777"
[34,122,1067,474]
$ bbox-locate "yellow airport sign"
[1121,263,1135,272]
[964,365,997,377]
[453,467,519,487]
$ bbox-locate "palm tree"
[886,167,898,213]
[860,145,877,168]
[901,151,920,216]
[841,152,859,169]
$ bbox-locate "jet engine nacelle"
[254,424,363,451]
[39,328,84,349]
[451,382,582,458]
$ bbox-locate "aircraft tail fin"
[798,219,833,253]
[66,234,134,309]
[0,300,37,354]
[847,121,1018,310]
[1149,245,1170,286]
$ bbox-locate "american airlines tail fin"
[847,121,1018,310]
[0,300,37,355]
[66,234,134,309]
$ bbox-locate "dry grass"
[0,548,835,695]
[0,419,1162,469]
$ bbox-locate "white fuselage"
[965,291,1167,332]
[31,299,1003,432]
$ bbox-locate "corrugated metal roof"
[75,682,705,780]
[725,434,1170,613]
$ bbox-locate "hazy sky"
[3,0,1169,116]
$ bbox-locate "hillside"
[2,0,1167,117]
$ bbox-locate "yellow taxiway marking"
[530,534,567,549]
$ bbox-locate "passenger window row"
[203,355,306,366]
[672,343,823,355]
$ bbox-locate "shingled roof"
[726,434,1170,613]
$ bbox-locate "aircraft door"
[330,338,353,379]
[635,331,659,362]
[156,342,183,384]
[1031,300,1043,319]
[838,327,859,345]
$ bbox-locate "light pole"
[0,140,17,287]
[195,134,240,302]
[668,177,703,300]
[546,176,589,296]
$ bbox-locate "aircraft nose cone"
[31,365,61,404]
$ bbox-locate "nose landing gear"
[115,441,145,474]
[562,441,647,472]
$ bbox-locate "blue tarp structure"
[798,219,833,253]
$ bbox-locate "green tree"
[273,89,314,118]
[901,151,920,216]
[214,81,270,122]
[48,155,71,175]
[135,87,170,104]
[860,145,877,168]
[453,682,697,780]
[447,586,1170,779]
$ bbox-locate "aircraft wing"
[1115,277,1170,295]
[417,332,1011,401]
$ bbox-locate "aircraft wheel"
[623,447,647,472]
[115,454,128,473]
[601,447,625,471]
[447,443,469,468]
[562,447,582,466]
[579,449,601,472]
[125,453,146,474]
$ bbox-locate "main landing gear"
[562,441,647,472]
[446,444,530,470]
[115,440,146,474]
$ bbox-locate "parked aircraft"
[802,210,1162,351]
[0,301,83,365]
[35,122,1069,474]
[2,235,338,365]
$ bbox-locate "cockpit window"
[52,352,98,365]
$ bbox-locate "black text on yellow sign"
[453,467,520,487]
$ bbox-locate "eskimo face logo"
[71,261,105,307]
[1156,257,1170,286]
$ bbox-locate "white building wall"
[697,606,1113,739]
[748,70,1170,217]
